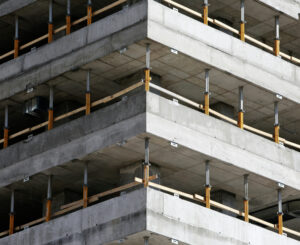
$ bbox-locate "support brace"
[87,1,92,26]
[240,0,245,41]
[83,163,88,208]
[205,160,211,209]
[274,101,279,143]
[274,16,280,56]
[203,0,208,25]
[244,174,249,222]
[204,69,210,115]
[277,187,283,234]
[3,105,9,148]
[86,70,91,115]
[45,175,52,222]
[9,190,14,235]
[143,138,150,187]
[66,15,71,35]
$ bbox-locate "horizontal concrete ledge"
[1,188,298,245]
[0,0,36,17]
[146,92,300,190]
[147,0,300,104]
[0,0,147,102]
[0,91,146,188]
[0,188,147,245]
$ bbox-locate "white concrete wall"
[146,92,300,191]
[147,0,300,104]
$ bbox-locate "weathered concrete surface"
[0,188,147,245]
[0,0,36,17]
[258,0,300,20]
[0,0,147,101]
[0,91,146,188]
[146,93,300,190]
[147,188,299,245]
[1,188,298,245]
[147,0,300,104]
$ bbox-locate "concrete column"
[145,44,151,92]
[48,0,53,43]
[204,69,210,115]
[66,0,71,35]
[274,16,280,56]
[238,86,244,129]
[240,0,245,41]
[14,15,19,58]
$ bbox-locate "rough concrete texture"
[146,188,299,245]
[0,92,146,188]
[0,0,36,17]
[0,0,147,101]
[0,188,147,245]
[258,0,300,20]
[147,0,300,104]
[1,188,298,245]
[146,92,300,190]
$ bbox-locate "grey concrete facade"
[0,188,298,245]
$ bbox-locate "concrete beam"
[0,0,36,17]
[0,0,147,102]
[0,92,146,188]
[0,188,298,245]
[147,0,300,104]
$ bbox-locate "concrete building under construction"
[0,0,300,244]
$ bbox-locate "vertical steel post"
[48,0,53,43]
[86,70,91,115]
[66,0,71,35]
[3,105,9,148]
[48,87,54,130]
[145,44,151,92]
[87,0,92,25]
[45,175,52,222]
[83,162,88,208]
[274,101,279,143]
[240,0,245,41]
[274,16,280,56]
[244,174,249,222]
[205,160,211,209]
[204,69,210,115]
[277,188,283,234]
[9,190,14,235]
[203,0,208,25]
[238,86,244,129]
[144,138,150,187]
[14,15,19,58]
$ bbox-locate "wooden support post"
[48,87,54,130]
[86,70,91,115]
[274,101,279,143]
[14,39,19,59]
[14,15,19,58]
[9,190,14,235]
[240,0,245,41]
[277,187,284,235]
[244,174,249,222]
[145,44,151,92]
[3,105,9,148]
[87,0,92,25]
[278,213,283,235]
[274,16,280,56]
[48,0,53,43]
[274,125,280,143]
[238,86,244,129]
[203,0,208,25]
[205,160,211,209]
[45,175,52,222]
[83,163,88,208]
[143,138,150,188]
[204,69,210,115]
[66,0,71,35]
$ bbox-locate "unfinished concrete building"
[0,0,300,244]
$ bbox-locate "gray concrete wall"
[146,92,300,190]
[147,0,300,104]
[0,188,147,245]
[147,188,299,245]
[0,0,36,17]
[0,0,147,101]
[0,91,146,188]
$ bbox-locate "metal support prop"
[145,44,151,92]
[238,86,244,129]
[48,0,53,43]
[48,87,54,130]
[274,101,279,143]
[83,162,88,208]
[204,69,210,115]
[66,0,71,35]
[14,15,19,58]
[3,105,9,148]
[240,0,245,41]
[244,174,249,222]
[205,160,211,209]
[9,190,14,235]
[86,70,91,115]
[144,138,150,187]
[87,0,92,25]
[45,175,52,222]
[144,236,149,245]
[274,16,280,56]
[277,188,283,234]
[203,0,208,25]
